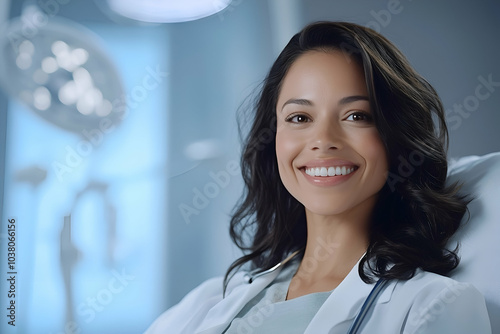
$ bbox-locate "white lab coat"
[145,261,491,334]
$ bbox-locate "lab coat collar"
[196,255,395,334]
[304,257,395,333]
[196,265,282,334]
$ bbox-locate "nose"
[310,121,342,152]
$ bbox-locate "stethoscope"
[243,249,389,334]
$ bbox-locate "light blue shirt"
[223,259,332,333]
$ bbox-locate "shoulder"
[392,270,483,306]
[144,273,245,334]
[388,270,491,334]
[394,269,471,297]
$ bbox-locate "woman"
[145,22,491,333]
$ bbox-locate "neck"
[295,198,374,285]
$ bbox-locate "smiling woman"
[144,21,492,334]
[275,50,389,299]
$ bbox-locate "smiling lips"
[300,160,359,186]
[305,166,357,177]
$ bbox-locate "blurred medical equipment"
[0,3,125,330]
[0,4,125,134]
[70,181,117,266]
[59,181,116,326]
[60,215,80,327]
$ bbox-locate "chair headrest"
[447,152,500,332]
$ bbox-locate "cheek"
[367,136,386,161]
[362,132,389,181]
[275,130,303,186]
[275,131,298,166]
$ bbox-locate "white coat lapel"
[195,266,283,334]
[305,260,395,333]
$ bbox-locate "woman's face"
[275,50,388,218]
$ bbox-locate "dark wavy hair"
[223,21,469,293]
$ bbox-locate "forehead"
[277,50,367,106]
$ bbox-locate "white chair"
[447,152,500,332]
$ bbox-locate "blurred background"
[0,0,498,333]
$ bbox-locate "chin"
[302,200,353,217]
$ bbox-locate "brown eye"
[286,114,310,123]
[346,112,372,122]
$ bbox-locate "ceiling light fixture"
[101,0,233,23]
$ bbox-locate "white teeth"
[305,166,356,177]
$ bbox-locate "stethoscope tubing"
[346,278,389,334]
[243,249,303,284]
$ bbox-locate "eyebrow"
[280,98,312,111]
[339,95,370,105]
[280,95,369,111]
